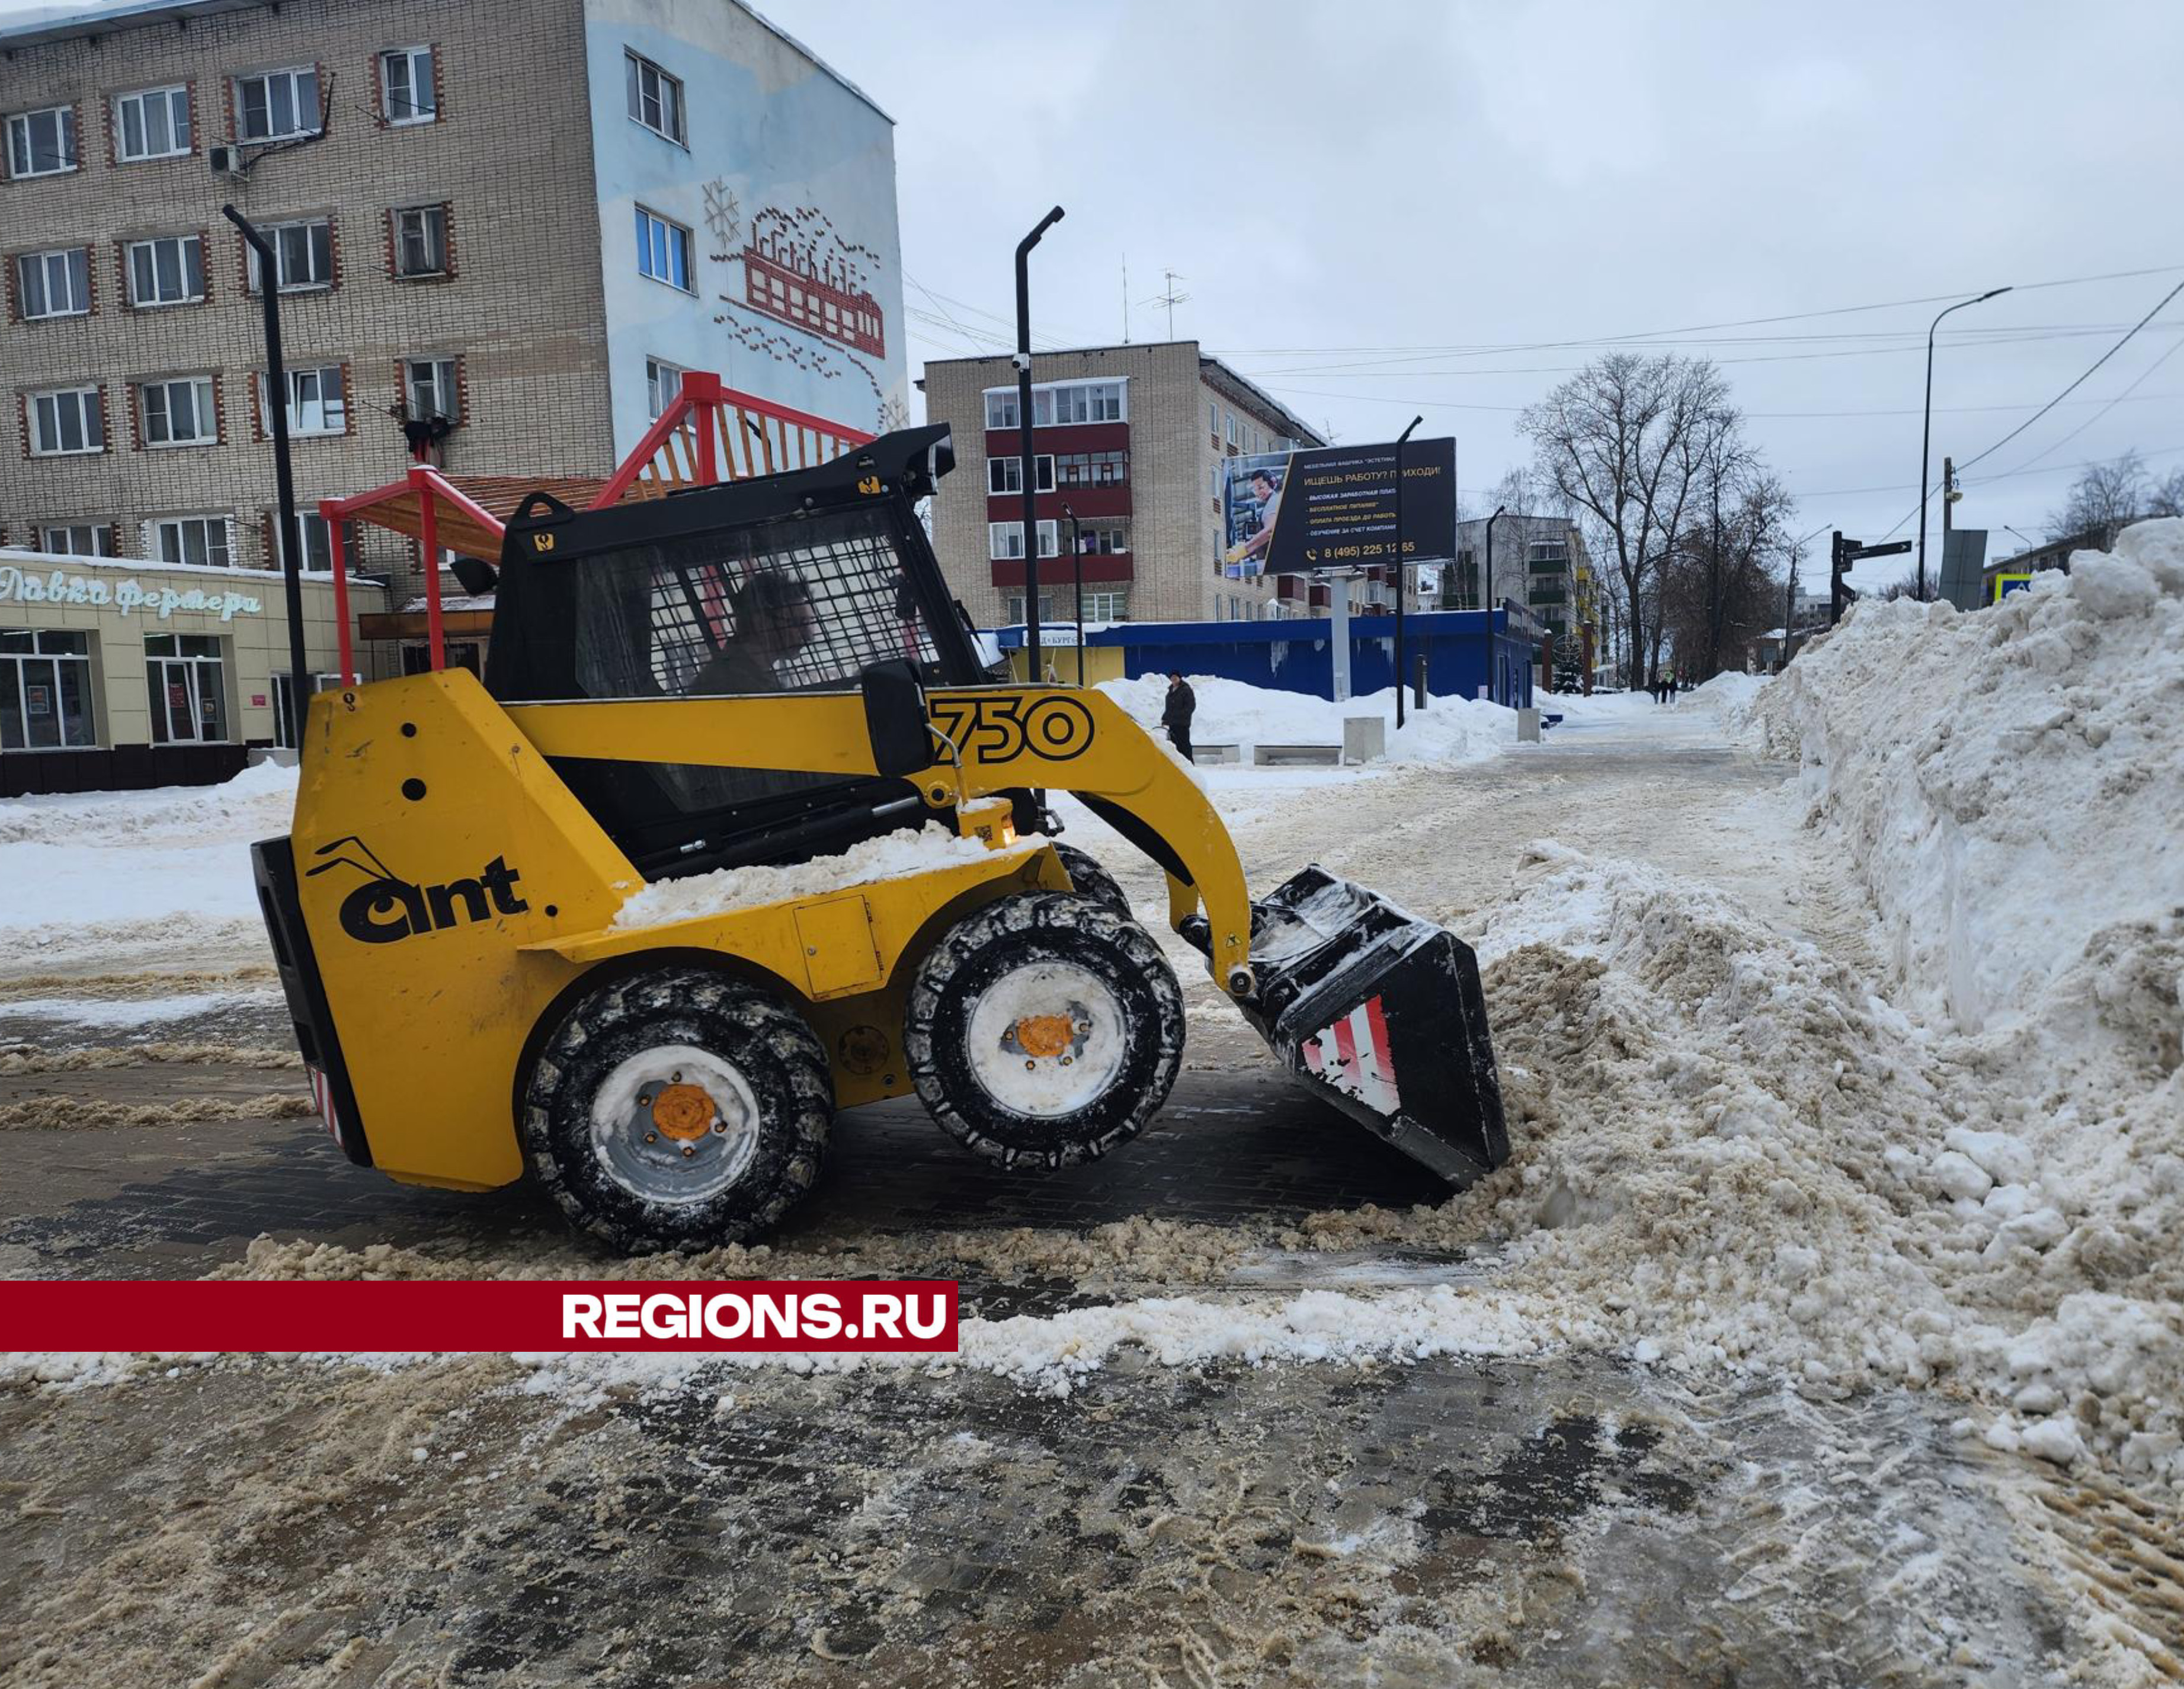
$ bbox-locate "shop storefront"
[0,550,377,796]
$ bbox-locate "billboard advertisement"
[1221,439,1455,578]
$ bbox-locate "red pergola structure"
[319,371,876,683]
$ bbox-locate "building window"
[37,523,111,556]
[258,364,345,435]
[645,356,683,420]
[404,357,459,422]
[985,391,1019,430]
[5,105,76,177]
[16,247,91,319]
[140,375,219,446]
[234,68,320,143]
[28,386,104,455]
[1076,525,1127,556]
[987,454,1055,495]
[634,206,691,290]
[126,234,206,306]
[379,46,435,124]
[114,85,191,160]
[271,669,342,750]
[988,520,1059,561]
[278,511,332,571]
[148,514,231,571]
[625,51,685,143]
[144,632,229,744]
[1004,594,1058,625]
[245,217,333,292]
[1055,449,1126,487]
[1082,589,1128,622]
[1,629,98,751]
[1527,539,1568,564]
[391,204,446,277]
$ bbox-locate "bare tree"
[1658,463,1795,680]
[2047,450,2147,540]
[1520,354,1733,688]
[2147,468,2184,519]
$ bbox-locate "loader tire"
[521,967,832,1254]
[1052,843,1132,918]
[906,891,1184,1169]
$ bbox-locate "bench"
[1253,743,1342,767]
[1191,743,1241,765]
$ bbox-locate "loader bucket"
[1195,867,1507,1186]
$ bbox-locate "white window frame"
[258,364,345,436]
[634,206,692,292]
[37,523,111,556]
[645,356,684,420]
[126,234,205,307]
[246,217,334,293]
[984,378,1129,431]
[28,386,104,456]
[379,45,435,125]
[5,105,76,178]
[114,85,190,161]
[988,520,1059,561]
[146,515,232,571]
[404,356,459,423]
[17,247,91,319]
[1,628,100,751]
[1081,589,1128,622]
[140,375,219,447]
[233,66,321,143]
[984,391,1019,430]
[390,203,446,277]
[278,513,333,573]
[625,50,685,144]
[271,668,343,751]
[144,631,230,745]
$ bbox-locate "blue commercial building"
[998,607,1539,708]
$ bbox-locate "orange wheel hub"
[1012,1013,1075,1059]
[649,1082,717,1141]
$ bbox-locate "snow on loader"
[252,427,1506,1250]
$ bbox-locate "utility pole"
[1481,506,1506,700]
[1940,455,1958,600]
[1918,286,2011,599]
[223,205,309,750]
[1392,415,1420,730]
[1015,206,1063,680]
[1064,504,1085,686]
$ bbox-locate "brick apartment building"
[0,0,906,652]
[918,341,1328,629]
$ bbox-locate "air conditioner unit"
[207,144,245,175]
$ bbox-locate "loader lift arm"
[503,686,1257,994]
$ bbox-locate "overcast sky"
[8,0,2179,588]
[755,0,2184,587]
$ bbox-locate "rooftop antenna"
[1122,254,1129,344]
[1154,269,1189,338]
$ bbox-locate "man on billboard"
[1224,466,1283,572]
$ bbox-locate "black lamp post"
[1392,415,1421,730]
[1015,206,1064,678]
[1918,286,2011,599]
[1481,504,1506,701]
[1063,504,1084,686]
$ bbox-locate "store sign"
[0,564,263,622]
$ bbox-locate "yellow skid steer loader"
[254,428,1505,1250]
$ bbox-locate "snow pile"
[1391,842,2182,1488]
[0,760,294,973]
[1100,674,1516,767]
[611,826,1039,929]
[1750,519,2184,1046]
[1680,669,1770,732]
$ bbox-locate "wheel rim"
[588,1042,761,1205]
[962,959,1129,1118]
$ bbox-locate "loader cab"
[490,426,998,879]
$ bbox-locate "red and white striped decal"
[1299,994,1401,1116]
[307,1066,344,1150]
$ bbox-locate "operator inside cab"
[685,571,818,695]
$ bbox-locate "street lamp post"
[1063,504,1084,686]
[1392,415,1421,730]
[1014,206,1064,678]
[1481,504,1506,702]
[1918,286,2012,599]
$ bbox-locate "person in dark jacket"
[1161,672,1196,763]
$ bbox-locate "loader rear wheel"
[906,891,1184,1169]
[1052,843,1132,918]
[522,968,832,1253]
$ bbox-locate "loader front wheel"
[1052,843,1132,919]
[522,968,832,1253]
[907,891,1184,1169]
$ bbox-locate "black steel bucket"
[1190,866,1507,1185]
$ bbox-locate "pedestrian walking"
[1162,671,1197,763]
